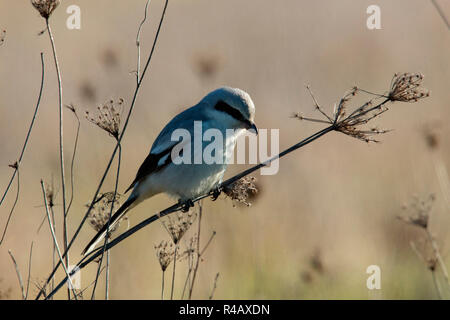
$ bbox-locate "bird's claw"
[180,199,194,213]
[211,187,222,201]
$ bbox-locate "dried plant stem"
[0,53,44,243]
[0,169,20,244]
[181,249,194,299]
[161,270,165,300]
[8,249,25,299]
[66,107,81,216]
[136,0,151,84]
[189,202,203,299]
[45,19,69,300]
[431,0,450,29]
[91,144,122,300]
[431,270,443,299]
[426,230,449,285]
[431,154,450,209]
[170,246,178,300]
[209,273,219,300]
[36,0,169,300]
[410,241,443,299]
[50,205,56,297]
[25,241,34,300]
[105,250,110,300]
[40,180,77,299]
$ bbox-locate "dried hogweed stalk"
[87,192,124,235]
[31,0,60,19]
[162,211,197,244]
[295,73,429,143]
[86,98,124,140]
[154,240,175,272]
[224,176,258,207]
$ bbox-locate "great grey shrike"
[83,87,257,255]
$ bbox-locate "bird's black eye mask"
[214,100,251,128]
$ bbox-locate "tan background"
[0,0,449,299]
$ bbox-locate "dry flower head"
[65,103,77,114]
[31,0,60,19]
[87,192,124,235]
[162,210,197,244]
[192,51,223,79]
[43,180,55,208]
[154,240,175,271]
[224,176,258,207]
[0,30,6,46]
[295,73,429,143]
[422,122,441,151]
[86,98,123,140]
[397,194,436,229]
[389,73,430,103]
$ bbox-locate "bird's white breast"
[135,128,243,201]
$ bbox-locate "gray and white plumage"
[82,87,257,255]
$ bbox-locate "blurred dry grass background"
[0,0,449,299]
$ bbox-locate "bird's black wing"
[124,146,175,194]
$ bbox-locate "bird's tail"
[82,195,137,256]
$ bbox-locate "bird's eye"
[214,100,247,124]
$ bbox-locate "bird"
[82,87,257,255]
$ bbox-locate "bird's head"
[203,87,258,134]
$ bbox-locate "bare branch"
[8,249,25,299]
[0,53,44,242]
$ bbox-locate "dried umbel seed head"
[424,131,439,150]
[162,211,197,244]
[86,98,124,140]
[0,30,6,46]
[224,176,258,207]
[422,123,441,151]
[389,73,430,103]
[65,103,77,114]
[192,52,223,80]
[31,0,60,19]
[87,192,123,234]
[154,240,175,272]
[397,194,435,229]
[297,72,428,144]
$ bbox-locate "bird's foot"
[211,187,222,201]
[179,199,194,213]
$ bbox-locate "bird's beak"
[248,122,258,135]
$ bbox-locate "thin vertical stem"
[431,270,443,299]
[136,0,151,84]
[25,241,34,300]
[189,202,203,299]
[0,53,45,243]
[8,249,25,299]
[91,144,122,299]
[105,250,110,300]
[66,108,81,216]
[40,180,77,299]
[170,246,177,300]
[161,270,165,300]
[45,18,69,299]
